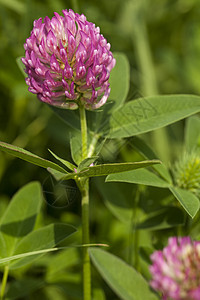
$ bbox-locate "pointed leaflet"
[0,248,58,265]
[48,149,76,171]
[89,248,158,300]
[73,160,160,177]
[0,182,42,258]
[0,246,86,265]
[170,187,200,218]
[108,95,200,138]
[49,160,160,181]
[0,141,67,173]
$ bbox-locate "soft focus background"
[1,0,200,299]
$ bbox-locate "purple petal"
[50,53,60,72]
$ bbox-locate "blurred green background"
[1,0,200,299]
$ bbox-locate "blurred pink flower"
[22,9,116,110]
[150,237,200,300]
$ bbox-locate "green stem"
[79,104,91,300]
[81,180,91,300]
[0,265,9,300]
[79,104,88,160]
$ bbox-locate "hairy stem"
[80,105,88,160]
[0,265,9,300]
[79,104,91,300]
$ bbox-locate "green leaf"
[0,141,67,173]
[0,244,104,265]
[170,187,200,218]
[131,137,172,183]
[77,160,160,177]
[109,52,130,110]
[48,149,76,171]
[10,223,77,269]
[89,248,158,300]
[185,116,200,150]
[0,182,42,258]
[108,95,200,138]
[136,207,185,230]
[55,160,160,181]
[106,168,170,188]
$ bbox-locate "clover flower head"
[22,9,116,110]
[150,237,200,300]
